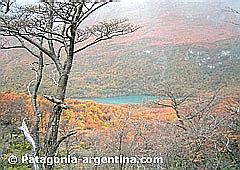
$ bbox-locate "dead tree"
[0,1,139,169]
[157,85,240,169]
[156,84,192,130]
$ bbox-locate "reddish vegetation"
[110,4,240,48]
[147,26,237,47]
[146,12,238,47]
[0,92,239,147]
[0,92,177,132]
[1,92,239,165]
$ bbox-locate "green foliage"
[1,38,240,98]
[0,140,31,169]
[8,141,31,154]
[5,167,30,170]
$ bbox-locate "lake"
[79,95,160,104]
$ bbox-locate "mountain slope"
[0,0,240,97]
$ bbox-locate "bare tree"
[225,96,240,166]
[0,1,139,169]
[0,0,14,14]
[156,83,192,130]
[156,86,240,169]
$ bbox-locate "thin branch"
[27,80,36,96]
[76,2,108,27]
[54,130,77,151]
[43,95,63,104]
[19,118,37,154]
[74,30,138,54]
[48,69,59,86]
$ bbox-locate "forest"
[0,0,239,170]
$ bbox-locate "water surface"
[79,95,159,104]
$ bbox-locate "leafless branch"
[54,130,77,151]
[19,118,39,170]
[48,69,59,86]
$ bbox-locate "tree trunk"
[44,73,68,170]
[44,25,76,169]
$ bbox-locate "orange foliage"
[0,92,178,142]
[0,91,18,101]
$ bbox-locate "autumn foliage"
[0,92,178,133]
[0,91,239,169]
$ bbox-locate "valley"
[0,0,240,98]
[0,1,240,169]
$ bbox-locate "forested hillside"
[1,38,240,97]
[0,91,239,169]
[0,0,240,170]
[1,0,240,98]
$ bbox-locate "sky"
[16,0,38,5]
[13,0,240,8]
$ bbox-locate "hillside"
[1,1,240,169]
[0,91,239,169]
[0,0,240,97]
[1,38,239,97]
